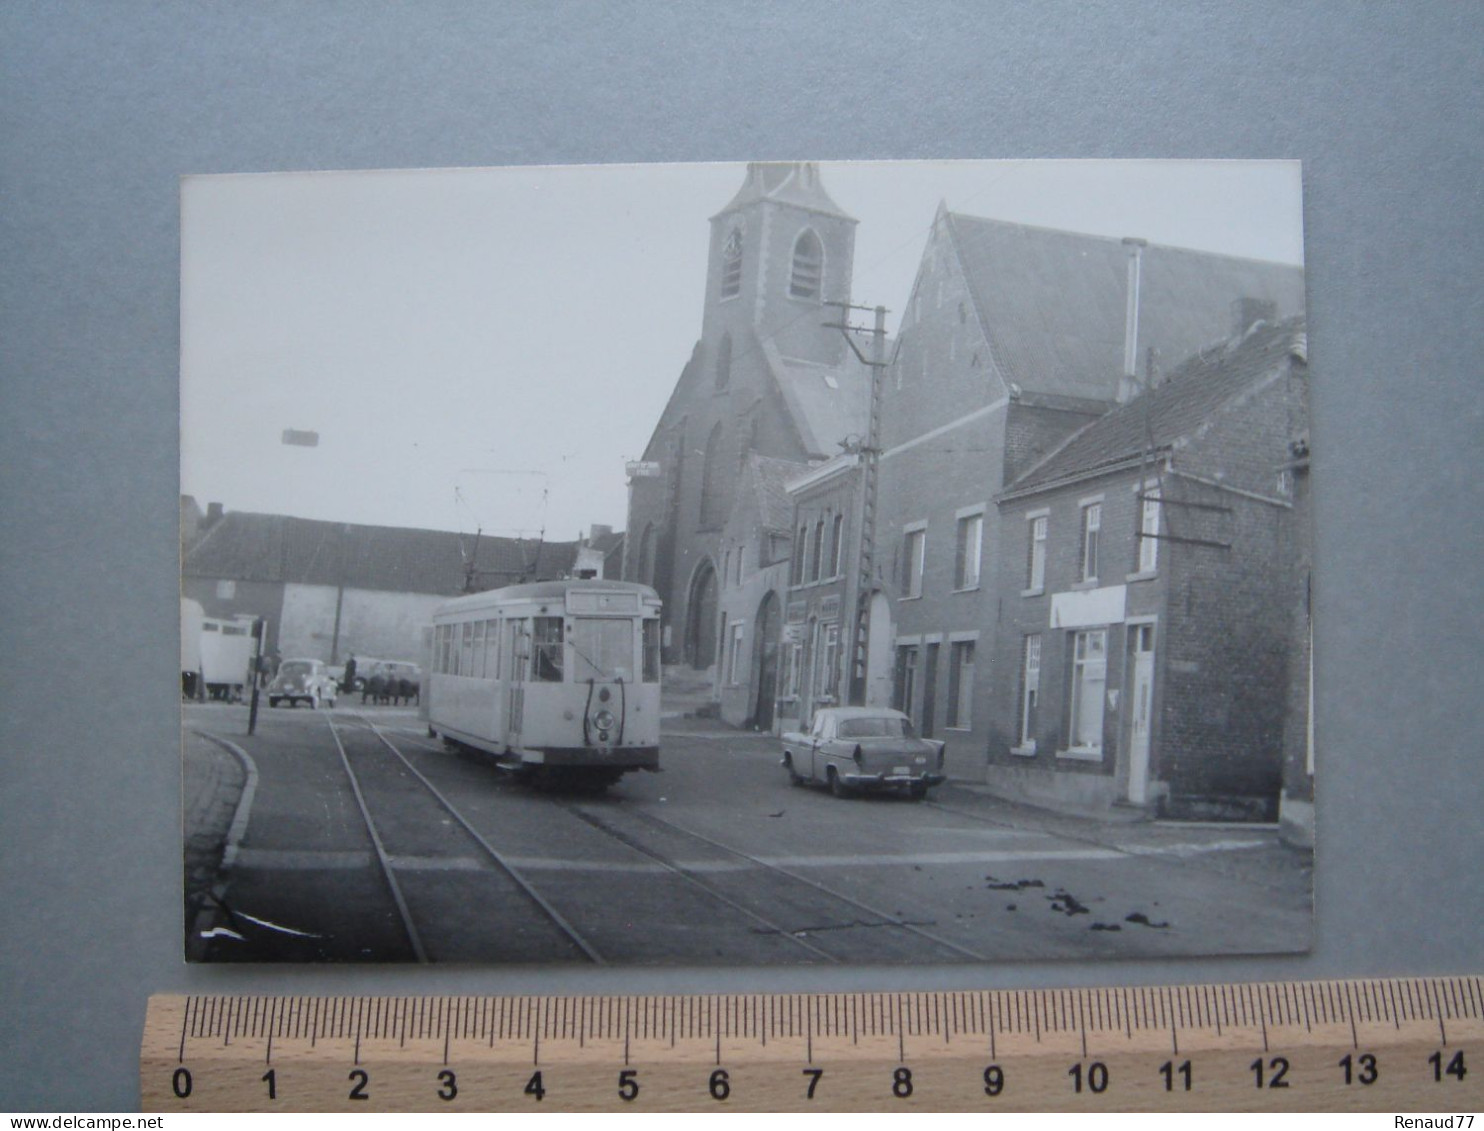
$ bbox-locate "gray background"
[2,2,1480,1111]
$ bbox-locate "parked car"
[781,707,946,798]
[266,658,338,709]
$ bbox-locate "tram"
[426,579,662,789]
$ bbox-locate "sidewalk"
[182,727,248,924]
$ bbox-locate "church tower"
[627,162,867,673]
[700,162,858,374]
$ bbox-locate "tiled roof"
[747,452,811,531]
[183,511,579,595]
[947,213,1305,402]
[1004,315,1307,495]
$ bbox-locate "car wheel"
[828,768,851,799]
[268,697,279,708]
[784,755,804,786]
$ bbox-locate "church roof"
[946,213,1305,403]
[714,162,856,222]
[759,333,874,459]
[745,452,811,531]
[1003,315,1308,497]
[183,510,579,595]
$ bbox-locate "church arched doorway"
[685,561,719,671]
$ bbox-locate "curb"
[192,729,259,871]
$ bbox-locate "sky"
[180,160,1304,542]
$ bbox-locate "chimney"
[1231,297,1277,338]
[205,502,225,527]
[1117,238,1148,404]
[588,524,613,543]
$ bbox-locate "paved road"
[184,703,1311,965]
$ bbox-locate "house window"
[1019,634,1041,747]
[947,640,975,728]
[830,513,844,578]
[720,228,743,298]
[789,230,823,299]
[955,512,983,589]
[785,640,803,697]
[215,579,236,599]
[903,527,926,598]
[1068,629,1107,751]
[726,622,745,686]
[1026,515,1047,590]
[794,523,808,584]
[715,332,732,391]
[1081,502,1101,582]
[810,517,825,581]
[722,549,731,589]
[1137,490,1161,573]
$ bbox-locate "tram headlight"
[593,709,616,732]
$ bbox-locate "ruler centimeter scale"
[142,977,1482,1112]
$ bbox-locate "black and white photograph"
[180,158,1313,965]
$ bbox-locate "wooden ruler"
[142,977,1482,1111]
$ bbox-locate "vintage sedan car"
[781,706,946,798]
[266,658,338,709]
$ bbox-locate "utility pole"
[825,301,888,706]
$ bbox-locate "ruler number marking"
[1339,1052,1379,1086]
[618,1068,639,1102]
[348,1067,369,1102]
[1160,1059,1192,1092]
[1068,1061,1109,1095]
[1251,1055,1290,1089]
[1430,1050,1468,1083]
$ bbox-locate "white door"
[1127,624,1155,804]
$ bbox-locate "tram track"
[323,712,606,964]
[586,803,996,963]
[327,711,993,964]
[351,714,843,965]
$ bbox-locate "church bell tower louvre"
[700,161,859,371]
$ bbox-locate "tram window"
[460,622,474,676]
[472,620,486,678]
[532,617,564,682]
[643,619,661,683]
[484,619,500,679]
[571,619,634,682]
[438,625,451,674]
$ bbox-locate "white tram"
[427,579,662,789]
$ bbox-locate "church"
[622,163,874,679]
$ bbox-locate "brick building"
[990,317,1309,818]
[623,163,872,674]
[873,208,1306,785]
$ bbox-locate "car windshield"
[279,661,313,679]
[836,715,915,739]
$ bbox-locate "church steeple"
[701,162,858,366]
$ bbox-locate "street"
[184,703,1311,965]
